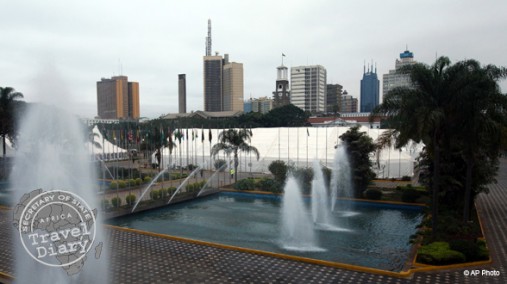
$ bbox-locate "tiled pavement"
[1,160,507,283]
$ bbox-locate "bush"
[363,189,382,200]
[118,180,126,188]
[167,186,177,195]
[143,176,152,183]
[160,188,169,198]
[135,178,142,186]
[234,178,256,190]
[214,159,226,171]
[187,164,197,171]
[401,175,411,181]
[257,178,282,193]
[109,181,118,189]
[150,189,161,200]
[111,197,122,208]
[401,188,421,203]
[126,194,136,206]
[417,242,466,265]
[268,160,288,182]
[101,199,110,210]
[449,239,489,262]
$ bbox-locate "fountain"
[131,167,169,213]
[280,176,322,251]
[196,162,228,197]
[330,144,353,212]
[9,104,108,283]
[311,160,332,226]
[166,165,203,204]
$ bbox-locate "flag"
[201,128,205,143]
[102,127,108,140]
[307,128,310,137]
[136,127,140,144]
[168,127,173,146]
[282,53,286,57]
[208,128,212,142]
[128,130,133,142]
[160,127,165,145]
[192,130,195,141]
[186,128,188,141]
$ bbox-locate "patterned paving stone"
[1,159,507,283]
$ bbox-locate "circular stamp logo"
[13,189,96,268]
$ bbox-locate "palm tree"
[211,128,260,183]
[371,57,454,237]
[0,87,24,158]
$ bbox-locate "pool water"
[108,192,423,271]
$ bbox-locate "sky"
[1,0,507,119]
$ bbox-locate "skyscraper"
[326,84,343,113]
[290,65,327,113]
[360,64,379,113]
[383,49,416,97]
[202,20,244,112]
[272,63,290,108]
[178,74,186,113]
[341,90,358,113]
[97,76,139,119]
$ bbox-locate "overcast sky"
[1,0,507,119]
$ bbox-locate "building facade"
[178,74,186,113]
[244,97,273,114]
[272,65,290,108]
[222,58,244,112]
[290,65,327,113]
[341,90,358,113]
[97,76,139,119]
[326,84,343,113]
[383,49,416,97]
[203,55,223,112]
[360,64,379,113]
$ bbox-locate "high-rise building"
[97,76,139,119]
[360,64,380,113]
[326,84,343,113]
[202,20,244,112]
[383,49,416,97]
[178,74,186,113]
[272,64,290,108]
[341,90,358,113]
[290,65,327,113]
[244,97,273,114]
[203,55,223,112]
[222,55,244,112]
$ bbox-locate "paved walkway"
[1,160,507,283]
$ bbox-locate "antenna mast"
[205,19,212,56]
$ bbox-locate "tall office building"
[383,49,416,97]
[223,55,244,112]
[202,20,244,112]
[97,75,139,119]
[290,65,327,113]
[272,64,290,108]
[326,84,343,113]
[360,64,380,113]
[178,74,186,113]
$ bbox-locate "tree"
[211,129,260,183]
[0,87,24,158]
[339,126,376,197]
[262,104,309,127]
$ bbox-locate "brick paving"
[1,159,507,283]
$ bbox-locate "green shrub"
[118,180,126,188]
[364,189,382,200]
[449,239,489,262]
[268,160,288,182]
[234,178,256,190]
[214,159,226,171]
[135,178,142,186]
[168,186,177,195]
[125,194,136,206]
[101,199,110,210]
[417,242,466,265]
[150,189,161,200]
[160,188,169,198]
[109,181,118,189]
[143,176,152,183]
[257,178,282,193]
[111,197,122,208]
[401,175,411,181]
[401,188,421,203]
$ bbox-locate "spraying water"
[311,160,332,225]
[131,167,169,213]
[166,165,202,204]
[196,162,227,197]
[9,104,109,283]
[330,144,353,212]
[280,176,323,252]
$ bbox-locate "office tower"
[341,90,358,113]
[360,63,380,113]
[203,55,223,112]
[383,49,416,97]
[222,55,244,112]
[272,64,290,108]
[290,65,327,113]
[97,75,139,119]
[326,84,343,113]
[178,74,186,113]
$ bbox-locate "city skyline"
[1,1,507,118]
